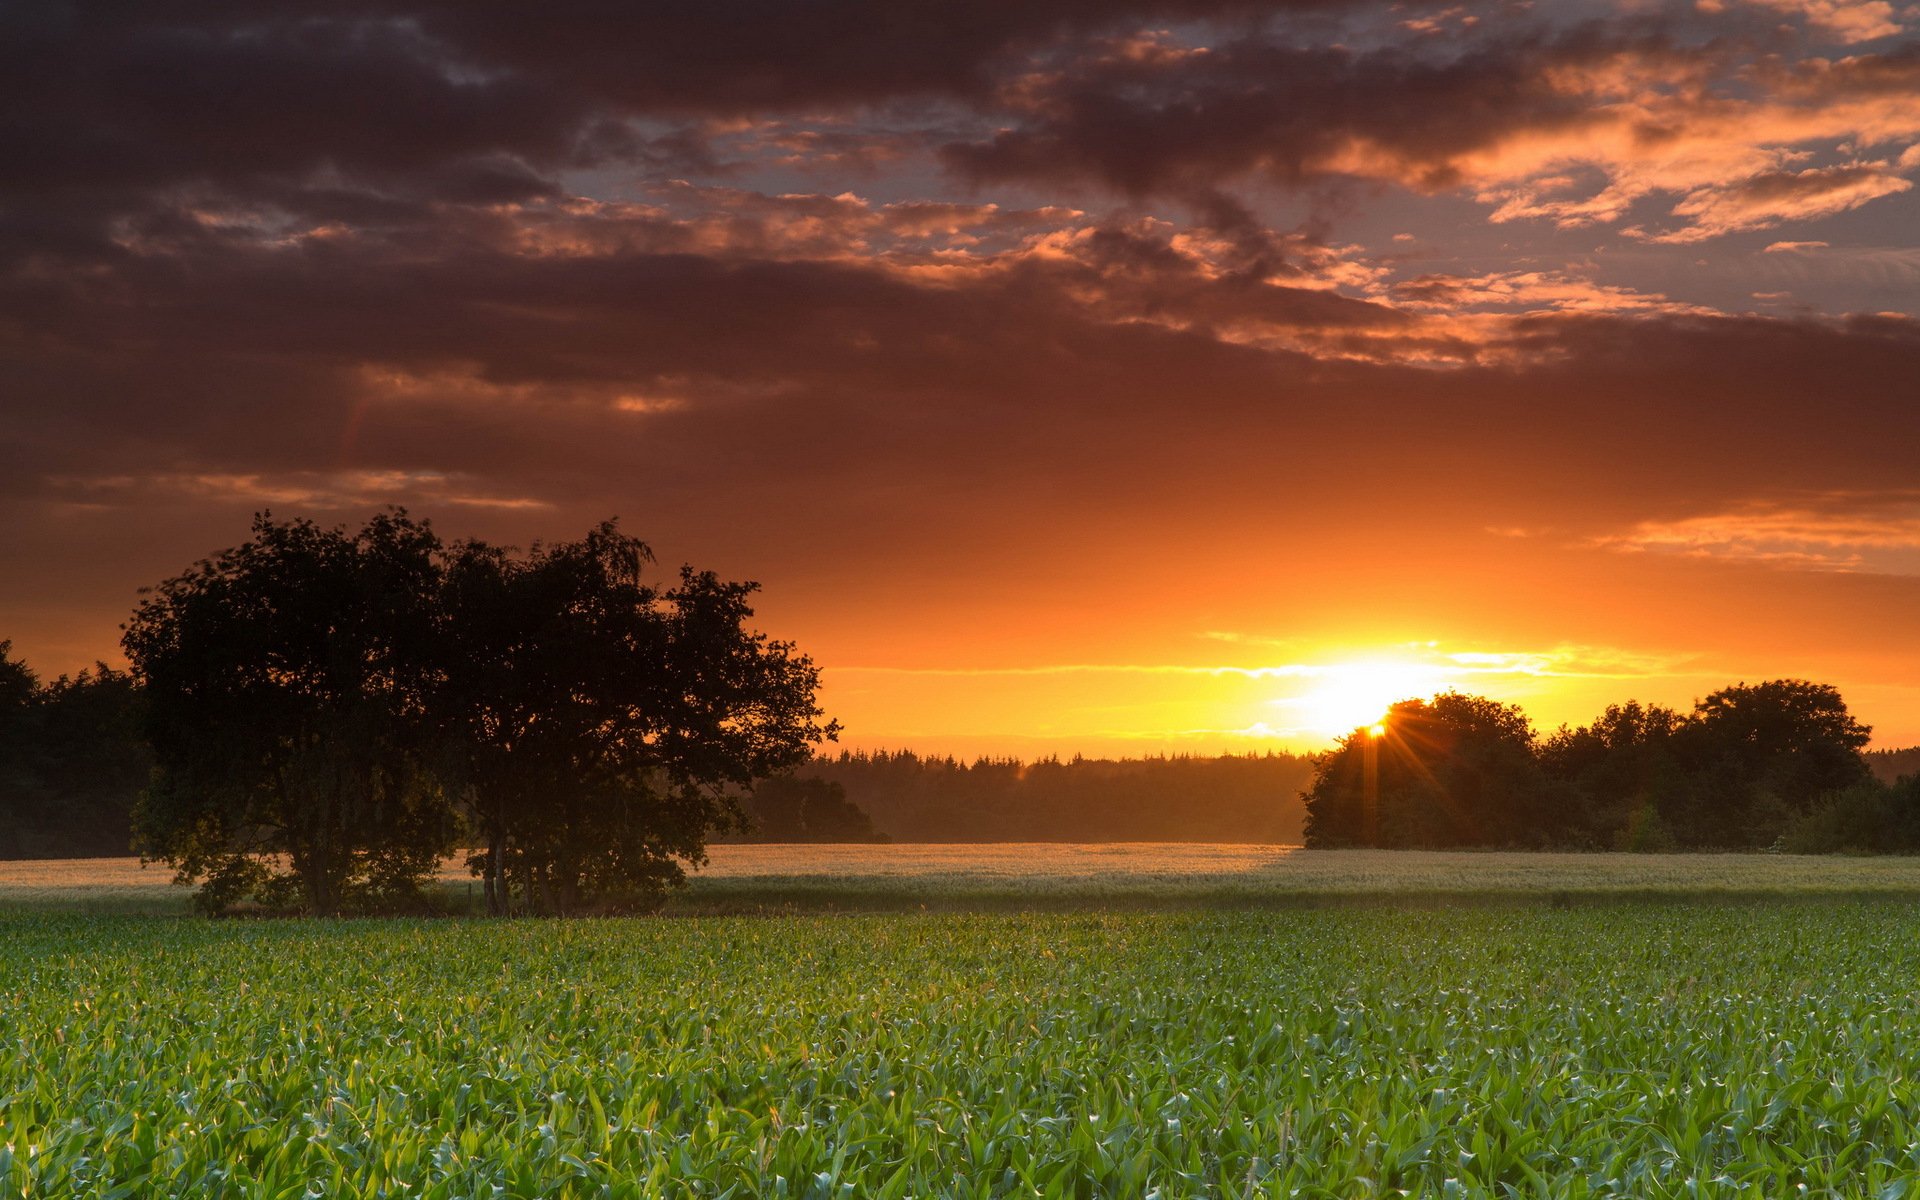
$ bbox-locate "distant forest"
[1869,747,1920,784]
[756,750,1316,843]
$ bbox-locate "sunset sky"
[4,0,1918,755]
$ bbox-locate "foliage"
[0,642,152,859]
[737,775,886,842]
[1672,679,1871,845]
[1303,693,1545,848]
[123,512,455,914]
[1779,776,1920,855]
[11,905,1920,1196]
[1539,701,1686,848]
[438,523,837,915]
[1306,681,1880,850]
[115,512,833,914]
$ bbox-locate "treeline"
[1305,681,1918,852]
[1869,747,1920,785]
[768,750,1314,842]
[0,646,150,858]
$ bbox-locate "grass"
[10,844,1920,915]
[9,904,1920,1196]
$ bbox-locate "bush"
[1612,805,1678,853]
[1778,778,1920,855]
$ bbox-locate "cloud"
[43,469,552,513]
[941,19,1920,243]
[942,28,1611,197]
[1597,491,1920,573]
[1647,162,1914,242]
[1706,0,1907,45]
[1385,269,1708,314]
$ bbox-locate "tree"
[438,522,837,915]
[1538,701,1686,849]
[0,644,152,860]
[1669,679,1872,846]
[1779,775,1920,855]
[124,512,453,914]
[26,666,150,857]
[0,641,46,857]
[1303,692,1544,847]
[741,776,885,842]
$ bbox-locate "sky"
[3,0,1919,756]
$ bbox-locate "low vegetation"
[9,904,1920,1197]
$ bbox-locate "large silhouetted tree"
[124,512,453,914]
[438,523,837,914]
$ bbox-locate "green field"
[9,875,1920,1195]
[9,852,1920,1197]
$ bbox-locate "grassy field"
[11,848,1920,1196]
[9,904,1920,1196]
[10,843,1920,914]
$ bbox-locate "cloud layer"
[4,0,1918,748]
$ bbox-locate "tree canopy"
[124,512,452,914]
[122,511,835,914]
[438,523,836,914]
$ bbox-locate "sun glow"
[1279,659,1450,737]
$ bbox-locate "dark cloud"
[942,30,1617,195]
[8,179,1917,528]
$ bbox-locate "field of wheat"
[9,844,1920,914]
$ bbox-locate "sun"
[1283,659,1447,737]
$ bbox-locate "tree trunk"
[483,831,505,916]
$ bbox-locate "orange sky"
[3,0,1918,755]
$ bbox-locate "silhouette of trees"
[438,524,836,915]
[788,750,1315,842]
[121,512,834,914]
[1868,747,1920,785]
[1304,680,1882,850]
[1778,775,1920,854]
[1671,680,1871,846]
[1303,694,1545,848]
[0,642,38,849]
[12,544,1920,872]
[1540,702,1687,850]
[1,644,152,858]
